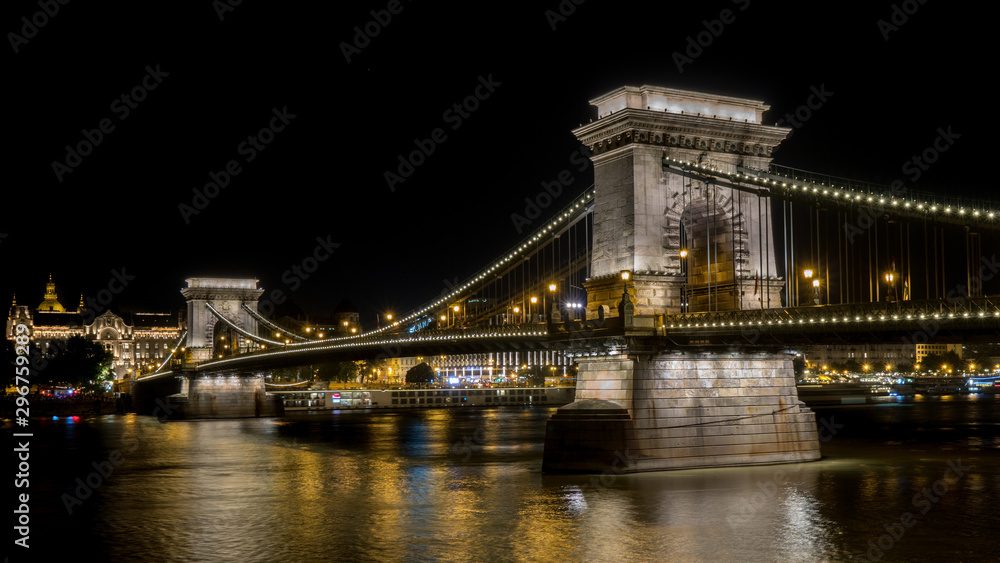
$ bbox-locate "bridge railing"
[662,295,1000,331]
[744,163,998,215]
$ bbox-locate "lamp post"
[680,249,688,312]
[801,269,813,307]
[812,278,821,305]
[530,296,537,323]
[885,272,896,303]
[548,283,559,323]
[618,270,634,325]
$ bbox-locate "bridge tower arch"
[573,85,789,315]
[180,278,264,363]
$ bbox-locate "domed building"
[5,275,185,379]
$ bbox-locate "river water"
[10,394,1000,562]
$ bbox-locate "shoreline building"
[5,275,185,379]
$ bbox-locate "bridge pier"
[133,372,283,420]
[543,344,821,472]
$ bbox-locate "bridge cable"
[152,330,187,374]
[241,304,309,342]
[205,303,287,347]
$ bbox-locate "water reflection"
[17,396,1000,561]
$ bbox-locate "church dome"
[36,274,66,312]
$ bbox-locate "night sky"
[5,1,990,325]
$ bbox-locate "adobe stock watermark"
[81,268,136,323]
[340,0,411,63]
[450,426,487,460]
[51,64,169,183]
[774,84,834,140]
[578,449,633,492]
[672,0,750,73]
[544,0,585,31]
[384,74,502,192]
[726,415,842,528]
[843,126,959,243]
[8,0,71,54]
[853,459,969,561]
[257,235,340,317]
[510,147,592,234]
[178,106,296,224]
[877,0,928,41]
[213,0,243,21]
[60,413,172,515]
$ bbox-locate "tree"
[315,360,365,383]
[31,337,114,391]
[792,356,806,378]
[2,340,17,387]
[405,362,436,384]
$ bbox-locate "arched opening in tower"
[679,185,747,312]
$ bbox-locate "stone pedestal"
[543,347,821,472]
[164,375,283,419]
[542,399,638,472]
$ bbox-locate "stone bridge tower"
[543,86,820,474]
[180,278,264,362]
[574,85,790,315]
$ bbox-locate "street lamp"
[885,272,896,302]
[801,269,814,306]
[679,250,689,312]
[530,296,537,322]
[548,283,557,322]
[618,270,633,322]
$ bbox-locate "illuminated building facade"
[5,275,185,379]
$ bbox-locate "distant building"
[332,299,362,335]
[962,342,1000,372]
[801,343,916,370]
[915,343,962,364]
[5,275,185,379]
